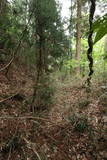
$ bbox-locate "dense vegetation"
[0,0,107,159]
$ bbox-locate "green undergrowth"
[32,75,56,112]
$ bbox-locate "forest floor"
[0,65,107,160]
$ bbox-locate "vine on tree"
[87,0,96,86]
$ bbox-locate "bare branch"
[23,137,42,160]
[0,91,20,103]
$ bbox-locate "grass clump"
[78,99,90,109]
[68,113,89,133]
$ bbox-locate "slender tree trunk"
[69,0,73,59]
[104,36,107,55]
[75,0,82,74]
[104,36,107,72]
[0,0,6,14]
[31,28,44,111]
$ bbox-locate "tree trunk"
[103,36,107,72]
[75,0,81,74]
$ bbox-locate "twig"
[7,123,19,160]
[23,137,41,160]
[32,148,42,160]
[7,147,12,160]
[0,116,64,129]
[0,116,55,124]
[0,116,50,121]
[0,48,9,54]
[0,92,20,103]
[0,52,14,72]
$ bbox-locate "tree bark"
[75,0,82,74]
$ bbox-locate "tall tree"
[30,0,69,111]
[75,0,82,74]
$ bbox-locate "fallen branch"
[0,92,20,103]
[0,116,55,123]
[0,116,64,128]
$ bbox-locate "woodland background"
[0,0,107,160]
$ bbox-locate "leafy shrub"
[78,99,90,109]
[68,113,89,133]
[33,75,55,112]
